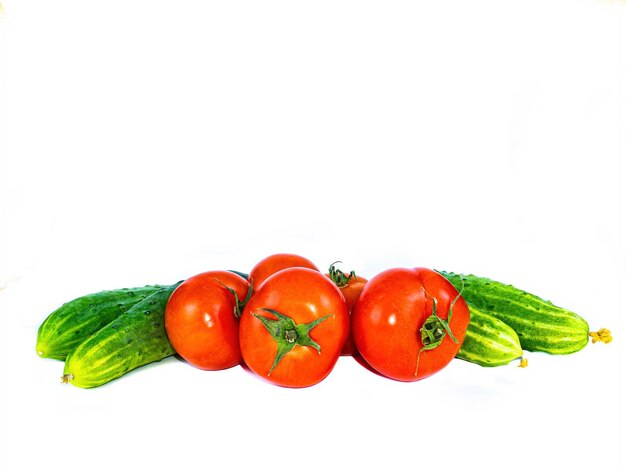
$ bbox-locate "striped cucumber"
[36,284,168,360]
[440,271,611,354]
[456,305,523,367]
[62,282,182,388]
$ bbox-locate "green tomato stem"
[252,308,333,376]
[415,277,465,377]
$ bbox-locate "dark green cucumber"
[62,282,182,388]
[440,271,591,355]
[456,305,523,367]
[228,270,249,281]
[36,284,168,360]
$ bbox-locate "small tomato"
[248,253,318,291]
[325,262,367,356]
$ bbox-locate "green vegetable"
[228,270,249,281]
[36,284,167,360]
[61,282,182,388]
[456,305,523,367]
[440,271,610,355]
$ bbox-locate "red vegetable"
[239,267,349,388]
[164,270,250,371]
[248,253,318,291]
[325,262,367,356]
[352,267,470,381]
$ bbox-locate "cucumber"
[62,282,182,388]
[456,305,523,367]
[228,270,249,281]
[36,284,168,360]
[440,271,599,355]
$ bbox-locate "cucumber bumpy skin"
[62,282,182,388]
[456,305,523,367]
[36,284,168,360]
[440,271,592,355]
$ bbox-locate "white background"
[1,1,625,469]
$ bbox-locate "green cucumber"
[36,284,168,360]
[440,271,603,355]
[228,270,249,281]
[456,305,523,367]
[62,282,182,388]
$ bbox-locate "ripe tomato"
[164,270,251,371]
[352,267,470,382]
[325,262,367,356]
[239,267,349,388]
[248,253,318,291]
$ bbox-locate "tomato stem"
[252,308,333,376]
[414,276,465,377]
[328,261,357,288]
[285,329,297,343]
[214,279,253,319]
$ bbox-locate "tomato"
[239,267,349,388]
[164,270,251,371]
[325,262,367,356]
[248,253,318,291]
[351,267,470,382]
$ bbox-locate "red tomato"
[248,253,318,291]
[352,267,470,382]
[164,270,250,371]
[325,262,367,356]
[239,267,349,388]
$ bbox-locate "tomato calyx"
[215,279,254,319]
[328,261,357,288]
[252,308,333,376]
[419,295,458,348]
[414,276,465,377]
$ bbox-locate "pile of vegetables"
[35,253,612,389]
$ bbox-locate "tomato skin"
[248,253,318,291]
[351,267,470,382]
[239,267,349,388]
[164,270,250,371]
[325,273,367,356]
